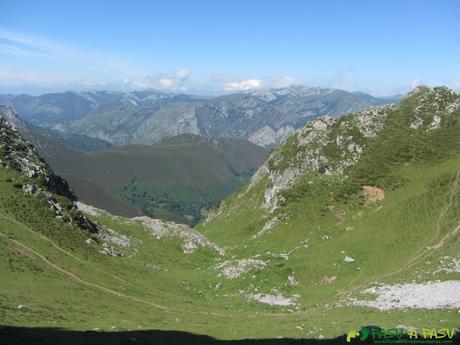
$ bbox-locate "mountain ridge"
[1,85,399,147]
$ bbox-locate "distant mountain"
[29,127,113,152]
[0,105,113,154]
[0,90,195,127]
[195,85,400,147]
[1,85,399,147]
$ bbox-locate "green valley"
[36,133,266,225]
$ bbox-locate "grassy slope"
[1,87,459,340]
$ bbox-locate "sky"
[0,0,459,96]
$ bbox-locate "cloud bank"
[127,68,191,90]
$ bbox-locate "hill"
[197,86,460,331]
[0,105,140,218]
[1,86,399,147]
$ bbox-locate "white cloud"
[80,80,108,87]
[223,79,264,91]
[174,68,191,80]
[0,28,83,62]
[273,75,297,88]
[447,80,460,91]
[132,79,154,89]
[411,79,422,89]
[129,68,191,90]
[214,75,300,92]
[158,78,174,88]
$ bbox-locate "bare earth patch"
[362,186,385,203]
[350,280,460,310]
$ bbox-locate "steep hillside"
[0,116,97,233]
[30,126,113,152]
[67,100,206,146]
[0,117,245,339]
[2,86,398,147]
[0,106,139,218]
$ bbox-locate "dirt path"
[0,211,129,284]
[0,230,233,318]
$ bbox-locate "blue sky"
[0,0,459,95]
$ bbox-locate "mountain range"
[0,86,458,342]
[0,85,400,147]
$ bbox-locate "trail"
[0,230,232,318]
[0,211,129,284]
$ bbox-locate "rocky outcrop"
[245,105,393,212]
[248,125,295,147]
[350,280,460,310]
[216,259,267,279]
[0,108,98,233]
[135,216,225,255]
[75,201,225,255]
